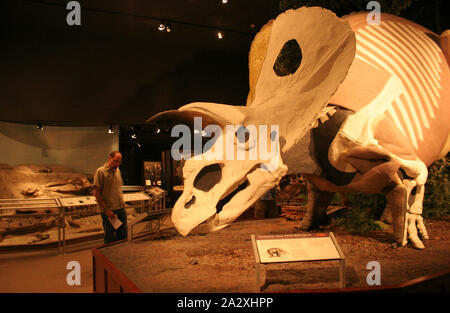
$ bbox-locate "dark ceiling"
[1,1,447,128]
[0,0,278,126]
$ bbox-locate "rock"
[38,167,53,173]
[391,243,400,249]
[46,176,92,195]
[189,259,199,265]
[67,217,82,228]
[1,164,94,199]
[21,188,40,197]
[37,233,50,241]
[15,208,47,214]
[3,217,56,235]
[75,226,102,233]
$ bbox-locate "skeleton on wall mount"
[148,7,450,249]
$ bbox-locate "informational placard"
[59,196,97,207]
[145,187,166,197]
[123,192,150,202]
[251,232,346,291]
[60,192,150,207]
[255,233,341,263]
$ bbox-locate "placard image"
[255,233,341,263]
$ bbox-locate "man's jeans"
[101,208,128,244]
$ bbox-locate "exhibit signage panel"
[254,233,341,263]
[59,196,97,207]
[251,232,346,291]
[122,192,150,202]
[59,192,150,206]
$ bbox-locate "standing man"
[93,151,128,244]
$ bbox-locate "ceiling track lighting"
[22,2,253,38]
[108,125,114,134]
[165,22,172,33]
[217,31,223,39]
[130,126,137,139]
[36,123,44,131]
[158,21,172,33]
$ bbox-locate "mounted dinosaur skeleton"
[148,7,450,249]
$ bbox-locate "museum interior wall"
[0,121,118,175]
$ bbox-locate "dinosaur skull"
[172,124,288,236]
[148,7,356,236]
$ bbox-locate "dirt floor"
[98,217,450,292]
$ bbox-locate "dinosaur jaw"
[171,159,287,237]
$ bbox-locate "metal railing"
[127,189,170,241]
[0,198,66,253]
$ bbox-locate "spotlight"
[137,142,141,148]
[166,22,172,33]
[108,125,114,134]
[222,0,228,3]
[156,128,161,134]
[130,126,137,139]
[158,23,165,31]
[217,31,223,39]
[36,123,44,131]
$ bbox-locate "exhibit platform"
[91,218,450,293]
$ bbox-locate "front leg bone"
[405,213,428,249]
[403,180,429,249]
[386,179,429,249]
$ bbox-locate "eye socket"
[273,39,302,77]
[194,163,222,192]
